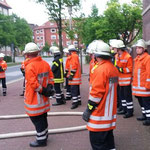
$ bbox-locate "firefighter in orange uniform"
[23,42,54,147]
[20,55,29,96]
[68,45,81,109]
[132,39,150,126]
[0,53,7,96]
[115,40,134,118]
[63,48,72,100]
[82,41,118,150]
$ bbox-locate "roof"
[0,0,11,9]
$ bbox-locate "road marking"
[6,71,22,76]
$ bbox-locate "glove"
[116,66,123,73]
[82,108,92,122]
[68,75,73,80]
[82,101,97,122]
[0,66,4,72]
[64,71,68,78]
[40,84,55,97]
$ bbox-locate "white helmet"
[68,45,77,51]
[109,39,118,47]
[0,53,5,58]
[112,40,125,49]
[94,41,111,57]
[87,40,104,54]
[63,48,69,53]
[135,39,147,49]
[50,46,60,54]
[24,42,40,54]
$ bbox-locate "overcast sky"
[6,0,131,26]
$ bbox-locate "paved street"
[0,64,150,150]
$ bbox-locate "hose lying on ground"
[0,112,87,139]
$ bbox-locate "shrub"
[4,56,12,62]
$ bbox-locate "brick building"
[0,0,11,15]
[34,20,78,50]
[142,0,150,51]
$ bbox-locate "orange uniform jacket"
[68,52,81,85]
[65,55,71,77]
[89,57,96,85]
[87,60,118,132]
[0,60,7,78]
[24,56,54,117]
[115,51,133,86]
[132,52,150,97]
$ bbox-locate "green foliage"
[36,0,80,52]
[4,56,12,62]
[80,0,142,46]
[0,14,32,51]
[42,42,50,52]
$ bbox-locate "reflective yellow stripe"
[53,62,59,67]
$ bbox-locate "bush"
[4,56,12,62]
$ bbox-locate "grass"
[7,62,21,67]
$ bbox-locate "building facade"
[142,0,150,51]
[34,20,78,50]
[0,0,11,15]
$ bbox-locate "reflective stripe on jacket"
[68,52,81,85]
[0,60,7,78]
[89,57,96,85]
[24,56,54,117]
[132,52,150,97]
[87,60,118,132]
[115,51,133,86]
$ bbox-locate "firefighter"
[114,40,134,118]
[86,40,98,86]
[68,45,81,109]
[132,39,150,126]
[109,39,122,112]
[0,53,7,96]
[63,48,72,101]
[50,46,66,106]
[82,41,118,150]
[23,42,54,147]
[20,55,29,96]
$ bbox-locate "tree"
[0,14,32,51]
[36,0,80,52]
[12,14,33,51]
[94,0,142,45]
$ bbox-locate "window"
[40,36,43,40]
[51,28,56,33]
[36,30,39,34]
[36,36,40,41]
[51,35,56,40]
[40,30,43,33]
[73,41,78,45]
[66,41,71,46]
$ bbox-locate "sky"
[6,0,131,26]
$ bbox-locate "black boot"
[3,92,6,96]
[52,100,66,106]
[20,93,24,96]
[71,102,78,109]
[123,112,133,118]
[78,101,82,105]
[143,120,150,126]
[137,115,146,121]
[29,141,47,147]
[117,110,126,115]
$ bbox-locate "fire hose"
[0,112,87,139]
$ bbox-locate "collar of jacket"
[24,56,42,67]
[135,52,148,61]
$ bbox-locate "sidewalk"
[0,64,150,150]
